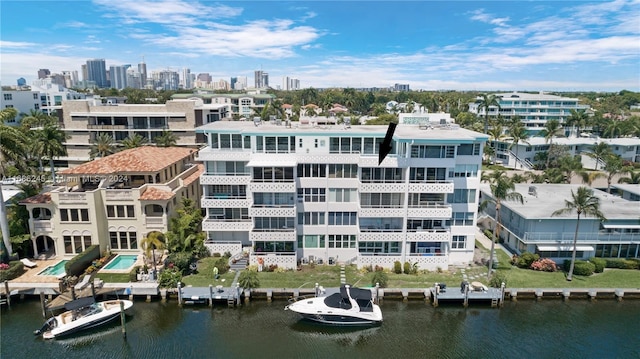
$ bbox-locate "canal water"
[2,298,639,359]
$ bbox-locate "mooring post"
[375,283,380,305]
[3,281,10,308]
[432,283,438,307]
[119,300,127,339]
[209,285,213,307]
[500,282,505,307]
[128,285,133,301]
[236,284,241,306]
[90,281,96,299]
[315,283,319,297]
[39,291,46,318]
[177,283,182,306]
[463,283,469,307]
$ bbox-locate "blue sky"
[1,0,639,91]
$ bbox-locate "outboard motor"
[34,317,57,335]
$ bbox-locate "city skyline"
[1,0,639,91]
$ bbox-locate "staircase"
[230,257,248,271]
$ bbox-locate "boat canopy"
[341,285,372,301]
[63,296,96,311]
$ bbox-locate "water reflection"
[289,321,381,347]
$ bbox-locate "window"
[297,188,326,202]
[452,235,467,249]
[253,167,294,182]
[358,241,400,253]
[328,212,357,225]
[208,208,249,221]
[448,164,479,178]
[411,145,455,158]
[452,212,474,226]
[328,164,358,178]
[254,192,294,207]
[408,193,445,207]
[64,235,92,254]
[360,168,404,183]
[360,193,404,208]
[447,189,476,203]
[106,205,135,218]
[109,231,139,250]
[297,212,325,225]
[3,94,12,100]
[328,188,357,202]
[328,235,356,248]
[409,167,447,182]
[60,209,90,222]
[456,143,481,156]
[254,217,295,231]
[300,235,325,248]
[329,137,362,153]
[297,163,326,178]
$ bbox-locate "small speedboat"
[35,297,133,339]
[285,284,383,326]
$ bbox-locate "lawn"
[182,257,237,287]
[496,267,640,288]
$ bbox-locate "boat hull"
[296,312,382,326]
[41,299,133,340]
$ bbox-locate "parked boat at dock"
[285,284,382,326]
[34,297,133,339]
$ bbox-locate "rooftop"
[60,146,196,175]
[139,187,174,201]
[20,192,52,205]
[612,183,640,196]
[479,183,640,220]
[504,136,640,147]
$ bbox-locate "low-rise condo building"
[171,91,275,119]
[479,184,640,261]
[20,146,203,259]
[196,117,488,270]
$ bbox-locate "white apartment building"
[468,92,589,132]
[20,146,203,259]
[1,89,40,123]
[60,98,228,167]
[172,92,275,119]
[196,118,488,271]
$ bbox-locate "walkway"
[475,228,513,257]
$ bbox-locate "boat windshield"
[323,293,352,310]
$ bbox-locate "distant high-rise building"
[138,60,147,89]
[81,64,88,82]
[38,69,51,79]
[181,68,192,89]
[109,65,131,89]
[197,73,212,83]
[234,76,247,90]
[50,73,66,87]
[154,70,180,90]
[126,68,141,89]
[394,83,410,92]
[282,76,300,91]
[230,77,237,90]
[86,59,108,88]
[254,70,269,88]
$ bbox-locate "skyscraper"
[181,68,192,89]
[138,59,147,89]
[86,59,108,88]
[282,76,300,91]
[38,69,51,79]
[109,65,131,89]
[230,77,237,90]
[254,70,269,88]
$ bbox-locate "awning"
[246,158,297,167]
[537,245,595,252]
[602,224,640,229]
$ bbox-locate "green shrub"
[371,271,388,288]
[566,260,595,276]
[0,261,24,281]
[213,256,230,275]
[393,261,402,274]
[129,265,141,282]
[212,252,221,258]
[65,245,100,276]
[403,261,411,274]
[489,271,508,288]
[158,267,182,288]
[604,258,626,268]
[483,229,495,241]
[166,252,193,273]
[516,252,539,269]
[238,270,259,289]
[589,258,606,273]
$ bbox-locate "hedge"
[564,260,595,276]
[588,257,606,273]
[604,258,639,270]
[0,261,24,281]
[65,245,100,277]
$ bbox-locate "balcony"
[248,182,296,193]
[249,253,297,270]
[249,206,296,217]
[58,192,87,203]
[202,219,253,231]
[407,205,452,218]
[358,232,405,242]
[105,189,134,201]
[201,196,251,208]
[407,181,454,193]
[30,219,53,232]
[406,229,450,242]
[144,215,167,229]
[200,174,250,185]
[250,230,296,242]
[358,207,405,217]
[359,183,406,193]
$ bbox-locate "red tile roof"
[60,146,196,175]
[20,193,52,204]
[183,164,204,186]
[139,187,175,201]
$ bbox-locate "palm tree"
[20,110,56,129]
[618,170,640,184]
[154,130,178,147]
[121,133,148,149]
[601,154,628,193]
[33,124,68,183]
[551,187,606,281]
[477,94,501,134]
[141,232,166,274]
[89,133,117,159]
[565,109,589,136]
[508,122,530,169]
[304,106,317,117]
[558,155,584,184]
[587,142,611,170]
[487,120,506,165]
[479,170,524,279]
[539,119,562,169]
[0,109,28,177]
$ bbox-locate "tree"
[32,124,68,183]
[487,120,506,165]
[238,270,260,289]
[551,187,606,281]
[618,170,640,184]
[566,109,589,135]
[165,198,205,255]
[121,133,149,149]
[479,171,524,279]
[89,133,117,159]
[558,155,584,184]
[141,232,166,274]
[539,119,562,168]
[508,121,530,169]
[154,130,178,147]
[601,154,628,193]
[0,113,28,177]
[477,94,501,134]
[20,110,56,129]
[587,142,611,170]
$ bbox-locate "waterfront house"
[478,184,640,261]
[196,116,488,271]
[20,146,203,259]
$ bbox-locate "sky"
[1,0,639,92]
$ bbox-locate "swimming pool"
[37,260,68,276]
[103,255,138,270]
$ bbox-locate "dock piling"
[209,285,213,307]
[3,281,10,308]
[119,300,126,339]
[177,283,182,306]
[39,291,46,318]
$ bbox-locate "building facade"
[196,118,487,270]
[479,184,640,261]
[171,92,275,119]
[59,98,228,167]
[20,146,203,259]
[468,92,589,132]
[86,59,108,89]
